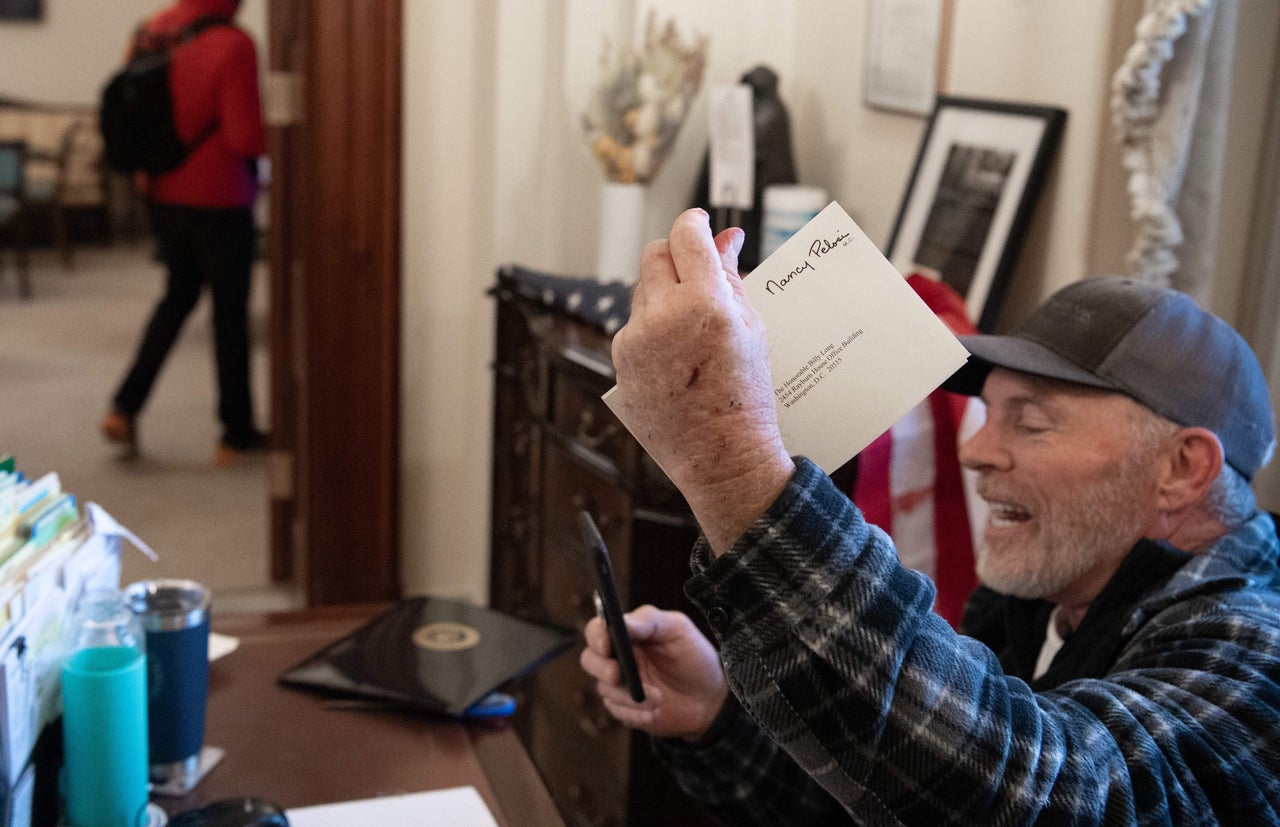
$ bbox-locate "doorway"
[267,0,402,604]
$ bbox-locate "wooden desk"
[157,605,565,826]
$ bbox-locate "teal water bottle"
[61,588,151,827]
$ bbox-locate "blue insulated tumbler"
[124,579,211,786]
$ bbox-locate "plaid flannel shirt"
[657,457,1280,825]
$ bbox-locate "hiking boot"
[101,411,138,457]
[215,430,270,467]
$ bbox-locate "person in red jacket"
[102,0,268,465]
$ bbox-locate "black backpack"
[99,15,231,175]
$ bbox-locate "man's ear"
[1155,427,1224,511]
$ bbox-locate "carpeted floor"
[0,242,300,612]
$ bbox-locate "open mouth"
[987,500,1031,528]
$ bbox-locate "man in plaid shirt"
[581,210,1280,824]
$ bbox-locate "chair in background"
[0,140,31,299]
[0,100,107,268]
[22,118,89,270]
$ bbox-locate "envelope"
[605,201,970,473]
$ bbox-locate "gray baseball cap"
[943,276,1276,480]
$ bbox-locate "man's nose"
[959,422,1010,472]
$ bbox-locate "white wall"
[0,0,267,106]
[400,1,500,602]
[400,0,1127,603]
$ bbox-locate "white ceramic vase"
[595,181,646,284]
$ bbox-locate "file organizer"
[0,456,153,826]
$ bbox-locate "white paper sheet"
[208,632,239,662]
[708,83,754,209]
[604,201,969,474]
[865,0,944,115]
[286,786,498,827]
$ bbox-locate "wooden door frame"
[267,0,402,605]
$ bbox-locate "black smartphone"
[576,510,645,702]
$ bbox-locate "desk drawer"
[528,682,628,827]
[539,442,632,630]
[533,646,629,783]
[550,364,634,473]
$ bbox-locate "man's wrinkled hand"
[580,606,728,741]
[611,209,794,554]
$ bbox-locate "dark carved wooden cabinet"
[489,268,712,826]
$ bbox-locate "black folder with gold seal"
[278,596,575,716]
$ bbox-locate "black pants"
[113,203,258,442]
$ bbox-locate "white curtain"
[1110,0,1235,302]
[1237,61,1280,513]
[1111,0,1280,512]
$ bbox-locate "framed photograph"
[864,0,951,116]
[886,96,1066,331]
[0,0,41,20]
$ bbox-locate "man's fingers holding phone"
[581,615,647,702]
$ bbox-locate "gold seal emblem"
[412,622,481,652]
